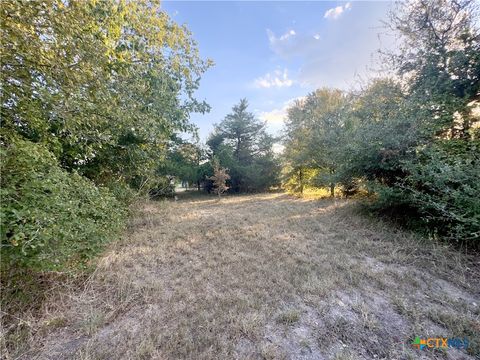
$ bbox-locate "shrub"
[0,140,127,272]
[208,159,230,197]
[400,142,480,244]
[149,177,176,199]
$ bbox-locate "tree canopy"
[207,99,280,193]
[1,0,212,186]
[282,0,480,244]
[1,0,211,272]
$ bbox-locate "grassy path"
[24,193,479,359]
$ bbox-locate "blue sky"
[162,1,395,140]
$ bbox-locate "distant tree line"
[163,98,281,194]
[282,0,479,244]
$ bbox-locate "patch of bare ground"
[5,193,479,359]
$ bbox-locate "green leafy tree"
[207,99,279,192]
[0,140,125,271]
[382,0,479,242]
[337,79,414,187]
[281,0,480,243]
[1,0,212,188]
[283,89,348,196]
[385,0,480,139]
[400,141,480,241]
[0,0,212,282]
[339,0,480,243]
[282,98,316,194]
[158,136,208,191]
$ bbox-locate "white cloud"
[267,28,296,46]
[324,6,343,20]
[324,2,352,20]
[263,2,393,90]
[259,108,286,123]
[280,29,296,40]
[259,97,306,124]
[266,29,320,60]
[254,68,293,89]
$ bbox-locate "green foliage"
[281,0,480,244]
[207,99,280,192]
[0,0,210,268]
[148,177,176,199]
[1,0,211,186]
[0,1,211,315]
[282,166,319,194]
[157,136,208,191]
[336,79,416,186]
[283,89,349,196]
[387,0,480,139]
[0,140,126,271]
[400,142,480,242]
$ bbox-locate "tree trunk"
[330,168,335,197]
[299,168,304,195]
[197,180,201,191]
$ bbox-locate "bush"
[0,140,127,272]
[106,181,138,207]
[399,142,480,244]
[149,177,176,199]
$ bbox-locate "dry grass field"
[7,193,480,359]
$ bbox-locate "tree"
[0,0,212,288]
[399,141,480,242]
[337,79,414,187]
[279,0,480,244]
[209,160,230,198]
[381,0,480,242]
[283,89,348,196]
[282,98,314,194]
[385,0,480,140]
[0,140,126,272]
[158,136,208,191]
[207,99,279,192]
[1,0,212,189]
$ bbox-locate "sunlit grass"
[287,186,345,199]
[9,193,479,359]
[287,186,371,200]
